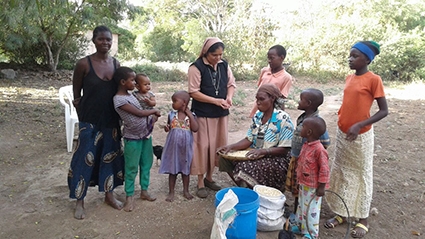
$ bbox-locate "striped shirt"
[113,94,152,140]
[246,108,294,149]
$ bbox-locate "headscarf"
[257,84,285,109]
[198,37,223,58]
[352,41,380,62]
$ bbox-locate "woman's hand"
[72,97,81,109]
[226,98,233,107]
[216,145,233,155]
[346,122,362,141]
[246,149,266,160]
[216,98,230,109]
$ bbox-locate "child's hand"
[152,115,159,123]
[184,107,192,116]
[316,184,326,196]
[164,124,170,132]
[153,109,161,117]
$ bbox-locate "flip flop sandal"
[291,225,301,235]
[302,234,313,239]
[324,215,345,229]
[351,222,369,238]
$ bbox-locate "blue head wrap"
[352,42,377,62]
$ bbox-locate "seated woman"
[217,84,294,191]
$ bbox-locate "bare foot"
[140,190,156,201]
[183,191,194,200]
[104,192,123,210]
[165,192,174,202]
[74,199,85,220]
[123,196,134,212]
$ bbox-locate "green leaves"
[0,0,131,71]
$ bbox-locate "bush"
[232,67,259,82]
[132,62,188,82]
[370,30,425,82]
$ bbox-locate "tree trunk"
[42,37,56,72]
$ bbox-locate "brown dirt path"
[0,71,424,238]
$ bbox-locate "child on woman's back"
[112,67,161,212]
[159,91,199,202]
[133,73,156,109]
[285,88,330,215]
[295,117,329,239]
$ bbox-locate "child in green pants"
[113,67,161,212]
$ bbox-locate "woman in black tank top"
[68,25,124,220]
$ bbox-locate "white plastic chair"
[59,85,79,152]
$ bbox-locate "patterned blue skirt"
[68,122,124,199]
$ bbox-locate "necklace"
[256,116,271,149]
[207,67,220,96]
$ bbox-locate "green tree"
[110,26,137,61]
[128,2,192,62]
[0,0,130,71]
[130,0,278,79]
[275,0,425,81]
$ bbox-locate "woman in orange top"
[249,45,293,117]
[324,41,388,238]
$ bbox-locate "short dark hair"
[135,73,149,84]
[303,88,324,108]
[113,66,134,85]
[92,25,112,41]
[172,90,190,104]
[269,45,287,58]
[304,117,327,139]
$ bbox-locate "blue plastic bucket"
[215,187,260,239]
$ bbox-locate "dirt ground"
[0,70,424,239]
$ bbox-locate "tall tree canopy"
[0,0,130,71]
[1,0,424,81]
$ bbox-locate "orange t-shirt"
[338,71,385,134]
